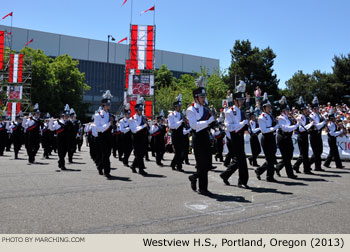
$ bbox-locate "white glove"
[207,116,215,124]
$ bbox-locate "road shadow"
[272,180,307,186]
[141,173,166,178]
[205,193,251,203]
[32,162,50,165]
[106,175,131,181]
[295,177,328,182]
[322,170,349,174]
[178,170,196,175]
[312,173,340,178]
[67,161,86,165]
[55,168,82,172]
[249,186,293,195]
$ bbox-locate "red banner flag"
[25,38,33,46]
[118,37,127,44]
[1,12,13,20]
[140,5,155,15]
[121,0,128,7]
[6,32,12,36]
[0,31,4,70]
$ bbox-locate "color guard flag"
[118,37,127,44]
[130,25,154,70]
[1,12,13,21]
[25,38,33,46]
[121,0,128,7]
[140,5,155,15]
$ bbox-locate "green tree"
[19,47,90,117]
[332,54,350,101]
[226,39,279,99]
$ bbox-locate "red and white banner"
[7,86,23,99]
[7,102,21,121]
[9,53,23,83]
[130,25,154,70]
[0,31,4,70]
[128,74,154,96]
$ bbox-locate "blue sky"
[1,0,349,88]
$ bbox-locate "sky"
[1,0,349,88]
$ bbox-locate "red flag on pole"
[118,37,127,44]
[25,38,33,46]
[6,32,12,36]
[1,12,13,20]
[121,0,128,7]
[140,5,155,15]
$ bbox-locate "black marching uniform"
[168,109,185,171]
[309,109,327,171]
[130,111,148,175]
[248,119,261,167]
[220,102,249,187]
[10,119,24,159]
[49,117,72,170]
[149,118,167,166]
[255,110,279,181]
[0,120,9,156]
[324,118,343,168]
[94,109,113,177]
[23,116,42,164]
[120,116,133,166]
[292,112,314,174]
[187,86,216,194]
[275,112,298,178]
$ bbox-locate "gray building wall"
[0,25,220,112]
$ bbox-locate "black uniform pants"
[248,134,261,165]
[132,130,147,170]
[171,130,184,170]
[324,135,342,168]
[215,137,224,161]
[221,132,249,185]
[97,130,112,175]
[0,131,6,155]
[122,132,133,165]
[309,132,323,169]
[276,133,295,177]
[57,134,68,168]
[293,133,311,172]
[256,133,276,180]
[189,130,211,191]
[182,134,190,163]
[12,135,22,157]
[26,132,40,163]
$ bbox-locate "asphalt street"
[0,146,349,234]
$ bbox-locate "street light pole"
[106,35,115,91]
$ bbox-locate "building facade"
[0,25,220,112]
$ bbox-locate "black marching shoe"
[248,158,253,166]
[287,174,298,179]
[130,166,137,173]
[336,166,345,169]
[266,177,278,182]
[275,169,281,177]
[98,170,104,175]
[188,176,197,191]
[219,173,230,185]
[323,164,331,168]
[304,170,314,175]
[255,170,261,180]
[139,169,148,176]
[198,189,212,196]
[314,167,325,171]
[238,183,250,189]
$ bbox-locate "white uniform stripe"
[13,54,19,83]
[137,26,146,70]
[11,102,16,122]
